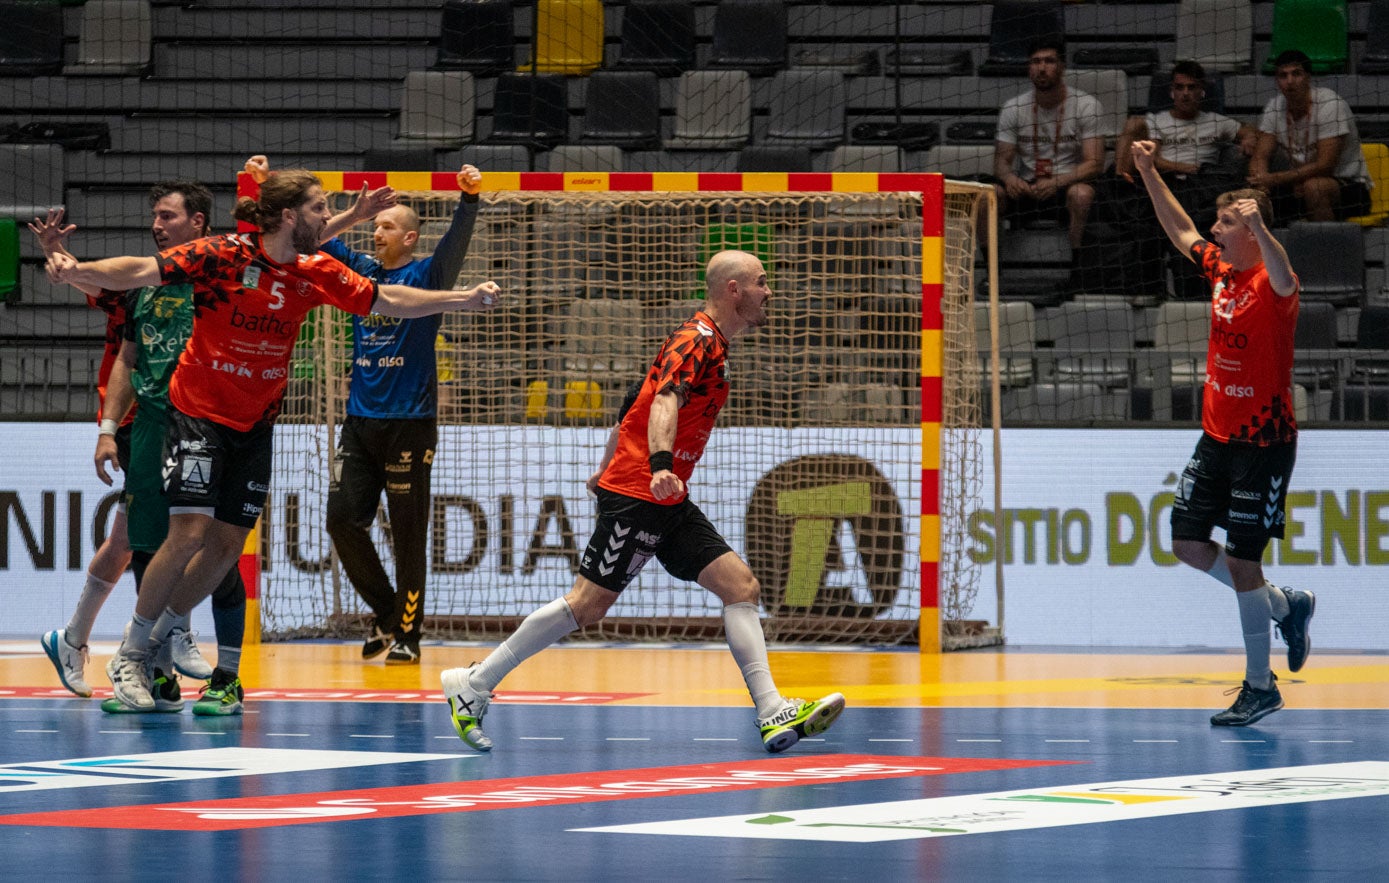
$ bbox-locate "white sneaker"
[41,629,92,697]
[757,692,846,754]
[441,665,494,751]
[167,628,214,679]
[106,648,155,710]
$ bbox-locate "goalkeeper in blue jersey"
[245,157,483,664]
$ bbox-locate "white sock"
[1266,580,1290,621]
[722,601,783,719]
[1205,548,1236,589]
[1235,588,1274,691]
[123,613,155,655]
[472,598,578,692]
[65,573,118,647]
[149,607,182,650]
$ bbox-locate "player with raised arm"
[47,169,502,712]
[1132,139,1315,727]
[244,156,485,665]
[31,193,214,696]
[440,250,846,753]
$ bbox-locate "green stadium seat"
[696,223,775,296]
[0,218,19,304]
[1262,0,1348,74]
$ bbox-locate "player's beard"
[291,217,320,255]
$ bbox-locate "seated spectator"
[992,36,1105,258]
[1248,48,1371,224]
[1081,61,1255,298]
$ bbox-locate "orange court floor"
[5,639,1388,710]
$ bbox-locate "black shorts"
[1170,432,1297,561]
[579,488,734,592]
[163,407,273,529]
[112,421,132,501]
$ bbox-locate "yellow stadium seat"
[521,0,603,75]
[1349,142,1389,227]
[563,380,603,421]
[525,380,550,421]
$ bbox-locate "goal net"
[258,172,998,649]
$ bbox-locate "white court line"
[520,736,565,741]
[265,732,310,737]
[1221,740,1267,743]
[349,733,395,739]
[1308,739,1355,743]
[14,729,58,733]
[181,731,228,736]
[1133,739,1180,743]
[606,737,649,742]
[868,738,915,743]
[693,738,739,742]
[957,738,1003,743]
[1045,739,1091,743]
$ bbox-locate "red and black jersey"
[600,310,730,504]
[158,233,378,431]
[87,289,135,426]
[1193,240,1299,445]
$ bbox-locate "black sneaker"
[385,637,421,666]
[1210,675,1283,726]
[362,618,393,660]
[1274,588,1316,673]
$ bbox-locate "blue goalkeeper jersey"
[320,195,478,420]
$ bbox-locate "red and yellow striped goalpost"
[236,169,947,651]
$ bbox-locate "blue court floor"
[1,640,1386,881]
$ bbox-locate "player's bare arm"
[94,339,137,486]
[647,389,684,501]
[1236,199,1297,295]
[373,280,502,318]
[1133,140,1202,258]
[47,253,161,290]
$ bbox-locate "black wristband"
[648,451,674,474]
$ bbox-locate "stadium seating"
[1359,0,1389,75]
[1066,69,1129,140]
[1262,0,1348,75]
[1293,300,1341,399]
[362,147,437,171]
[1349,143,1389,227]
[975,301,1038,389]
[1175,0,1253,73]
[0,145,64,219]
[434,0,513,75]
[1342,304,1389,420]
[545,144,624,171]
[0,1,64,76]
[1047,301,1137,390]
[707,0,787,76]
[736,145,812,173]
[486,73,569,149]
[977,0,1065,78]
[579,71,660,150]
[397,71,475,145]
[664,70,751,151]
[883,48,971,77]
[613,0,695,76]
[1277,222,1366,306]
[521,0,604,75]
[0,218,18,304]
[762,70,846,151]
[64,0,152,77]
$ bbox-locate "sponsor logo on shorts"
[1230,489,1261,501]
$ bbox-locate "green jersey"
[122,282,195,406]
